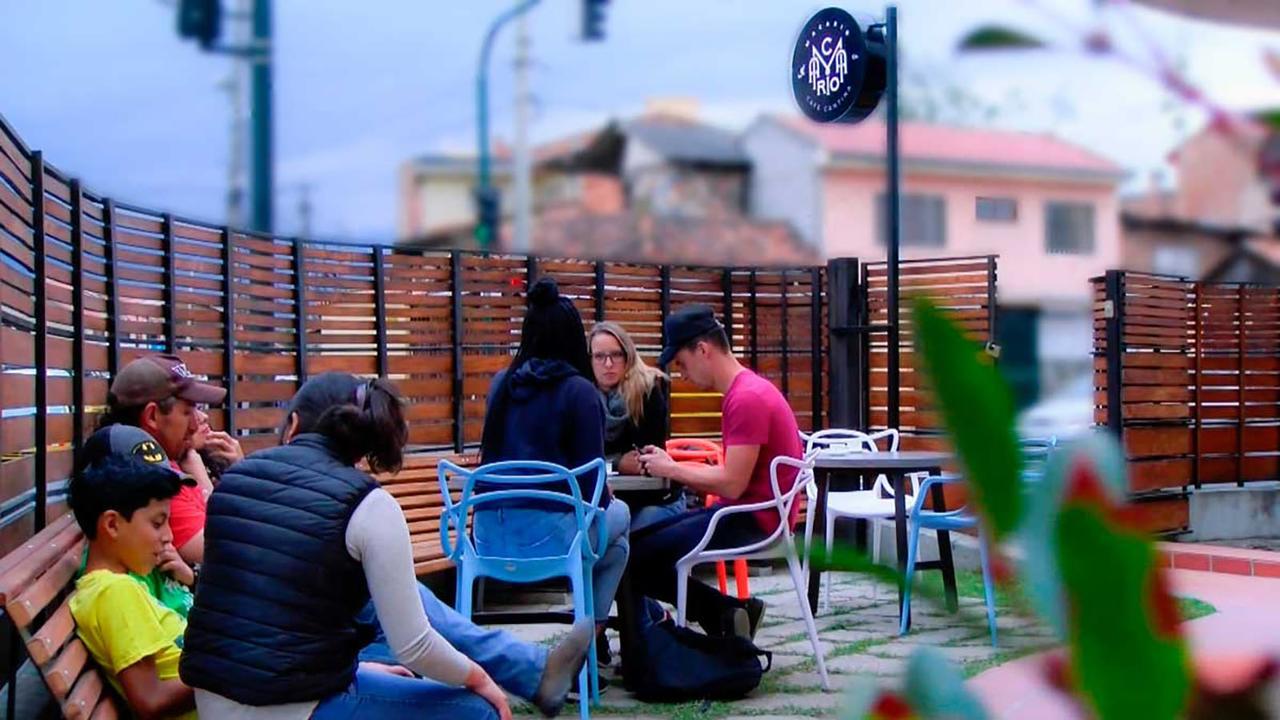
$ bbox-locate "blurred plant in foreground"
[831,298,1278,719]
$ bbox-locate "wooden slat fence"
[0,111,838,575]
[1094,270,1280,534]
[0,109,1009,577]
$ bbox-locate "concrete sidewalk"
[968,568,1280,720]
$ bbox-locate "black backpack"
[624,597,772,702]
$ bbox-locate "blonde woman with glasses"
[588,322,685,533]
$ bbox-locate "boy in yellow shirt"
[69,452,197,720]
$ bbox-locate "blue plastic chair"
[897,473,999,647]
[1019,436,1058,484]
[439,458,607,719]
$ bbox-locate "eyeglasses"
[591,351,625,366]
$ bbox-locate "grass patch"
[960,645,1047,679]
[912,569,1028,610]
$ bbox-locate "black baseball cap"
[658,304,724,369]
[81,425,196,487]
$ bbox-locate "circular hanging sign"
[791,7,885,124]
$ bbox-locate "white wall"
[741,119,824,251]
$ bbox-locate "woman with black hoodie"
[477,277,630,642]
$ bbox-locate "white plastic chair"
[673,451,830,692]
[799,428,921,612]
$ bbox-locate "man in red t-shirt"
[635,305,804,641]
[100,354,242,564]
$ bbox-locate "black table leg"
[807,467,830,615]
[930,474,960,613]
[893,471,909,628]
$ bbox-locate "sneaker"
[723,607,751,641]
[533,620,593,717]
[566,672,610,701]
[744,597,766,640]
[595,631,613,669]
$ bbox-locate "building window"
[877,193,946,248]
[1044,201,1095,255]
[976,197,1017,222]
[1153,245,1200,279]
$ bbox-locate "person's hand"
[636,446,678,479]
[466,663,512,720]
[358,662,415,678]
[178,449,215,497]
[202,431,244,465]
[617,450,644,475]
[157,544,195,587]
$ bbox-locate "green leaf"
[1018,433,1129,638]
[1056,504,1191,720]
[912,298,1023,539]
[958,26,1047,51]
[1255,107,1280,132]
[904,647,989,719]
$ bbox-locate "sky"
[2,1,1278,242]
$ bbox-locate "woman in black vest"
[181,373,591,719]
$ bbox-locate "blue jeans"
[630,495,688,533]
[312,667,498,720]
[473,499,630,623]
[630,507,761,630]
[357,583,546,701]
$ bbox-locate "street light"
[174,0,273,235]
[474,0,611,250]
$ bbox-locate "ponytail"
[286,374,408,473]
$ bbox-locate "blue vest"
[179,434,379,706]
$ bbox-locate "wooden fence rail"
[1094,270,1280,535]
[0,109,1002,570]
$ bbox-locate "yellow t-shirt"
[70,570,196,720]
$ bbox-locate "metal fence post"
[32,152,47,531]
[1104,270,1125,439]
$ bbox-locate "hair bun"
[528,277,560,308]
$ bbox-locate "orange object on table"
[665,439,751,600]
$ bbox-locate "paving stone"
[772,638,839,657]
[993,634,1058,651]
[737,691,845,712]
[820,628,883,644]
[773,670,856,691]
[827,653,909,676]
[769,651,817,672]
[854,602,905,618]
[895,626,990,645]
[871,643,1000,663]
[756,617,812,639]
[725,715,835,720]
[993,614,1042,630]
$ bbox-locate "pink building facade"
[743,115,1126,402]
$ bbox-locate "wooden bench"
[0,513,121,720]
[377,453,479,577]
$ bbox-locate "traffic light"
[474,186,501,248]
[582,0,609,42]
[178,0,222,49]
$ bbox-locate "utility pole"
[176,0,272,233]
[220,0,249,229]
[475,0,541,250]
[474,0,609,249]
[297,184,313,238]
[512,13,533,253]
[250,0,273,233]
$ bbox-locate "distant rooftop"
[767,115,1125,181]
